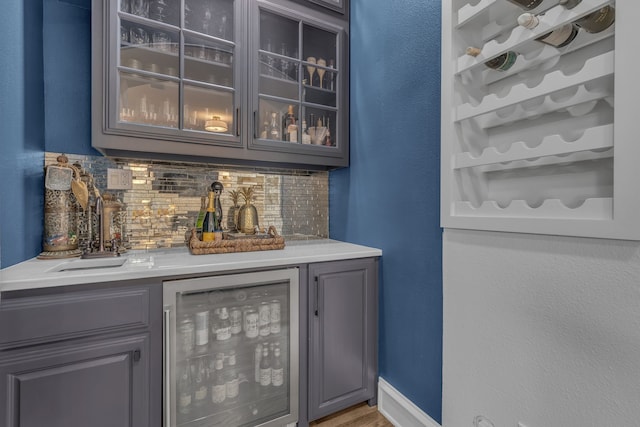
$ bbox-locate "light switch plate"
[107,168,132,190]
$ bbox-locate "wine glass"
[316,58,326,89]
[306,57,316,87]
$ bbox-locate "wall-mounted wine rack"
[441,0,640,240]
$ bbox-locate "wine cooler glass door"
[163,268,299,427]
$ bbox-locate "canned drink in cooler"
[259,301,271,337]
[269,299,281,334]
[194,309,209,351]
[230,307,242,335]
[244,309,259,338]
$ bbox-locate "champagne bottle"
[271,347,284,387]
[466,47,518,72]
[202,191,216,242]
[575,6,614,34]
[195,195,207,240]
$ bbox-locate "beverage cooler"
[163,269,299,427]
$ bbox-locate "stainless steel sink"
[47,257,128,272]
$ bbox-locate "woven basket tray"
[188,226,285,255]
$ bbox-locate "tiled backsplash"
[45,153,328,250]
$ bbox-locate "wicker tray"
[188,226,285,255]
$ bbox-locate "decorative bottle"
[268,112,280,140]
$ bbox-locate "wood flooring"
[309,403,394,427]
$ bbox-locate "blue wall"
[0,0,45,268]
[0,0,93,268]
[330,0,443,422]
[1,2,445,422]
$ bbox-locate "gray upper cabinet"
[92,0,349,169]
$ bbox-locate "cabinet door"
[307,258,378,421]
[93,0,246,155]
[248,0,349,167]
[0,334,150,427]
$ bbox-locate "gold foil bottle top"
[465,47,482,57]
[518,12,539,29]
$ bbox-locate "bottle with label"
[283,105,298,143]
[575,6,615,33]
[193,357,208,408]
[301,120,311,144]
[268,112,280,140]
[254,343,263,382]
[211,354,226,404]
[536,23,579,48]
[466,47,518,72]
[211,181,223,231]
[178,362,193,415]
[195,196,207,240]
[259,346,271,386]
[225,350,240,402]
[201,191,217,242]
[271,347,284,387]
[216,307,232,341]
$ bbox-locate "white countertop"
[0,240,381,294]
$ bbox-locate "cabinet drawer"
[0,287,150,349]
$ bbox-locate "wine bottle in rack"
[508,0,581,10]
[466,47,518,72]
[507,0,544,10]
[574,6,615,33]
[536,23,579,48]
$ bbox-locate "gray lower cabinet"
[306,258,378,422]
[0,281,162,427]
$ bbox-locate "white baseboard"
[378,378,441,427]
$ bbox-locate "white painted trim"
[378,378,441,427]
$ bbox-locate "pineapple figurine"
[237,186,259,234]
[227,189,241,232]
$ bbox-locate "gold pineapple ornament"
[237,187,259,234]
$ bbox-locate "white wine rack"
[441,0,640,239]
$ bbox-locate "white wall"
[442,229,640,427]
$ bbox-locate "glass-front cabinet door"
[110,0,243,146]
[249,0,347,162]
